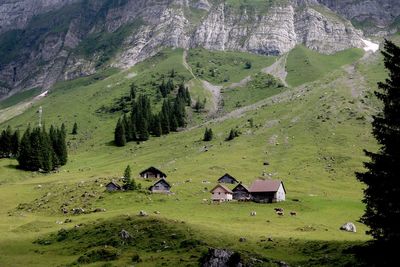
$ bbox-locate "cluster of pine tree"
[17,125,68,172]
[114,83,191,146]
[0,126,20,158]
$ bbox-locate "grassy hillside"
[286,46,364,87]
[0,46,383,266]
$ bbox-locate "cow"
[276,211,284,216]
[290,211,297,216]
[250,211,257,216]
[274,207,284,212]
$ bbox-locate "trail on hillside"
[182,50,222,115]
[227,76,252,89]
[183,50,196,80]
[262,54,288,87]
[202,80,222,114]
[0,91,48,124]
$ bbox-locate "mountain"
[0,0,398,98]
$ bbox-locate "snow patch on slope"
[362,39,379,53]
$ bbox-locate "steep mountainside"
[0,0,391,97]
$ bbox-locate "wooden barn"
[217,173,239,184]
[140,167,167,179]
[249,179,286,203]
[232,183,251,201]
[210,184,233,202]
[106,181,122,192]
[149,179,171,193]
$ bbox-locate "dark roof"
[153,178,171,187]
[210,184,233,194]
[249,179,285,193]
[106,181,121,189]
[232,183,250,192]
[217,173,239,183]
[140,166,167,177]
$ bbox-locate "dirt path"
[202,80,222,114]
[183,50,196,80]
[0,91,48,124]
[227,76,252,89]
[262,54,288,87]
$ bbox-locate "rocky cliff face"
[317,0,400,35]
[0,0,390,97]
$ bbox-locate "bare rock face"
[0,0,78,34]
[317,0,400,34]
[201,248,242,267]
[0,0,384,97]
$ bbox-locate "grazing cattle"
[290,211,297,216]
[276,211,284,216]
[274,207,284,212]
[250,211,257,216]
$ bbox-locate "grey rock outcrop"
[0,0,382,98]
[340,222,357,233]
[201,248,242,267]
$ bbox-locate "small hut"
[149,179,171,193]
[217,173,239,184]
[210,184,233,202]
[232,183,251,201]
[249,179,286,203]
[106,181,122,192]
[140,167,167,179]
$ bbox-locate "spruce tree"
[356,40,400,246]
[17,126,32,169]
[56,126,68,165]
[136,113,149,141]
[72,122,78,135]
[39,126,54,172]
[114,119,126,146]
[203,128,213,141]
[130,83,137,101]
[123,165,132,183]
[11,130,20,157]
[152,114,162,137]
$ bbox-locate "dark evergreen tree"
[11,130,20,157]
[177,83,191,106]
[203,128,213,141]
[151,114,162,137]
[226,128,240,141]
[123,165,132,183]
[17,126,32,169]
[170,114,178,132]
[122,114,133,141]
[130,83,137,101]
[72,122,78,135]
[136,113,149,141]
[49,125,60,167]
[39,126,54,172]
[356,40,400,247]
[173,96,186,128]
[114,119,126,146]
[0,126,12,157]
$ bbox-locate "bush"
[77,247,120,264]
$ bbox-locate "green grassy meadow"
[0,45,386,266]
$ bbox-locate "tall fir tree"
[11,130,20,157]
[72,122,78,135]
[114,119,126,146]
[356,40,400,247]
[203,128,213,141]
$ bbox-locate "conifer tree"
[130,83,137,101]
[122,113,133,141]
[136,113,149,141]
[11,130,20,157]
[123,165,132,183]
[152,114,162,137]
[114,119,126,146]
[17,126,31,169]
[226,128,240,141]
[72,122,78,135]
[39,126,54,172]
[203,128,213,141]
[356,40,400,247]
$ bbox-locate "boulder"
[201,248,242,267]
[139,210,148,217]
[120,229,131,240]
[340,222,357,233]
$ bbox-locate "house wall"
[233,189,250,200]
[142,172,165,179]
[211,187,232,201]
[276,184,286,202]
[106,185,119,192]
